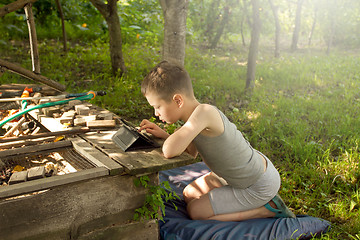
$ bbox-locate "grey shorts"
[208,153,281,215]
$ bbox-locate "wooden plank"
[86,120,116,128]
[0,172,158,239]
[37,116,66,131]
[0,140,72,158]
[78,219,158,240]
[70,137,123,175]
[0,127,90,143]
[0,167,109,199]
[82,130,197,175]
[0,137,56,149]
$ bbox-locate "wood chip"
[86,120,116,128]
[9,171,28,185]
[27,166,46,180]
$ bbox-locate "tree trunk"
[89,0,126,76]
[268,0,280,58]
[326,15,335,55]
[240,0,251,47]
[326,0,337,55]
[205,0,220,47]
[240,13,246,47]
[210,0,236,49]
[242,0,252,30]
[290,0,304,52]
[308,5,317,47]
[55,0,67,52]
[159,0,189,67]
[245,0,261,93]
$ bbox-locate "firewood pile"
[0,84,114,188]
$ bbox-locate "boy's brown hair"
[141,61,194,102]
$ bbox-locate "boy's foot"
[264,194,296,218]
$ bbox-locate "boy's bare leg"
[186,193,276,221]
[183,171,278,221]
[183,172,223,204]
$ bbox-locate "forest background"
[0,0,360,239]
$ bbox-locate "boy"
[138,61,296,221]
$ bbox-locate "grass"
[1,40,359,239]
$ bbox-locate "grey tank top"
[193,107,264,188]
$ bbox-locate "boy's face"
[145,91,180,124]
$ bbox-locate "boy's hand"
[138,119,170,139]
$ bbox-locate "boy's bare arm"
[139,119,170,139]
[162,104,221,158]
[185,142,198,158]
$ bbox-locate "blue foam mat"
[159,162,331,240]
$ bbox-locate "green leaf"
[350,200,357,212]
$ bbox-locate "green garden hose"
[0,91,106,128]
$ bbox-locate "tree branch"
[0,59,65,92]
[89,0,109,18]
[0,0,37,17]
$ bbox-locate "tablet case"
[112,119,160,151]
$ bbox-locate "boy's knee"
[186,200,211,220]
[187,203,203,220]
[183,185,198,203]
[182,186,190,202]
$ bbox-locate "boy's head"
[141,61,194,102]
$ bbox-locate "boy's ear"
[173,94,183,108]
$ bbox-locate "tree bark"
[159,0,189,67]
[290,0,304,52]
[55,0,67,52]
[89,0,126,76]
[245,0,261,93]
[268,0,280,58]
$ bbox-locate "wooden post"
[24,3,40,74]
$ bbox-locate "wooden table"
[0,84,196,240]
